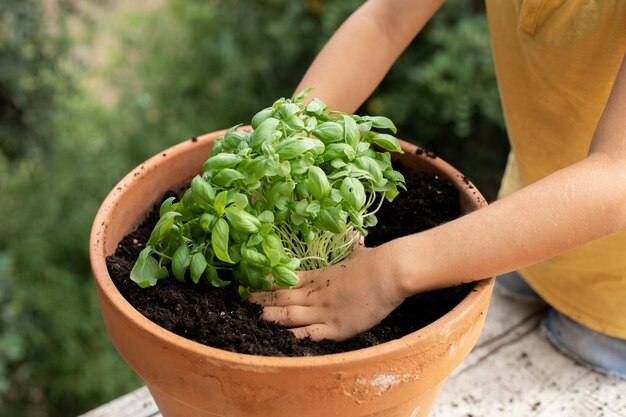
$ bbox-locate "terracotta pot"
[90,130,494,417]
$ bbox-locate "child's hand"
[249,245,408,341]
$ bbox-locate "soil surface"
[106,161,474,356]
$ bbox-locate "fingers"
[249,288,311,307]
[262,306,319,328]
[263,308,344,341]
[290,324,333,341]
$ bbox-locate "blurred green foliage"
[0,0,73,160]
[0,0,508,416]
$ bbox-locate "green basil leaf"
[246,180,262,191]
[328,189,343,203]
[202,153,242,172]
[286,115,305,130]
[221,129,247,151]
[233,193,248,209]
[214,191,228,216]
[238,285,252,300]
[295,199,309,216]
[241,246,269,267]
[191,175,216,207]
[305,98,327,115]
[251,108,274,130]
[306,200,321,215]
[305,230,315,243]
[260,141,275,156]
[181,188,194,208]
[224,206,261,234]
[243,262,271,291]
[383,169,406,183]
[257,210,274,224]
[355,141,370,156]
[340,177,366,210]
[242,157,268,183]
[348,210,364,228]
[249,117,280,148]
[307,166,330,200]
[327,169,350,180]
[228,243,242,263]
[185,222,203,241]
[211,218,234,263]
[147,211,181,246]
[268,181,295,209]
[277,160,291,177]
[309,138,325,155]
[322,143,356,161]
[228,226,244,243]
[280,256,301,271]
[278,103,300,120]
[211,125,237,156]
[290,155,315,175]
[304,116,318,132]
[290,212,305,226]
[361,116,397,133]
[330,158,347,169]
[369,133,403,153]
[295,181,309,199]
[293,87,313,102]
[190,252,208,284]
[248,233,264,246]
[159,196,176,217]
[372,180,394,192]
[358,120,373,132]
[355,156,383,184]
[375,155,393,172]
[206,266,230,287]
[172,244,191,282]
[275,138,318,160]
[384,187,401,202]
[343,115,360,146]
[130,247,169,288]
[275,207,288,222]
[262,234,284,266]
[313,121,344,143]
[271,97,286,110]
[211,169,243,188]
[259,223,273,236]
[272,266,299,288]
[364,213,378,227]
[209,138,224,157]
[317,208,346,234]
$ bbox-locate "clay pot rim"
[90,130,494,369]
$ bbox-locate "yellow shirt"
[486,0,626,339]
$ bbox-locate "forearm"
[388,51,626,295]
[387,153,626,295]
[295,0,444,113]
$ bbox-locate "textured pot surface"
[90,130,494,417]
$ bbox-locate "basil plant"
[130,89,406,297]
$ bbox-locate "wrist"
[381,232,449,299]
[376,236,423,299]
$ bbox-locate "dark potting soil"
[106,161,474,356]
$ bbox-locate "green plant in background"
[132,90,405,295]
[0,0,74,161]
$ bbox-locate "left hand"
[249,244,408,341]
